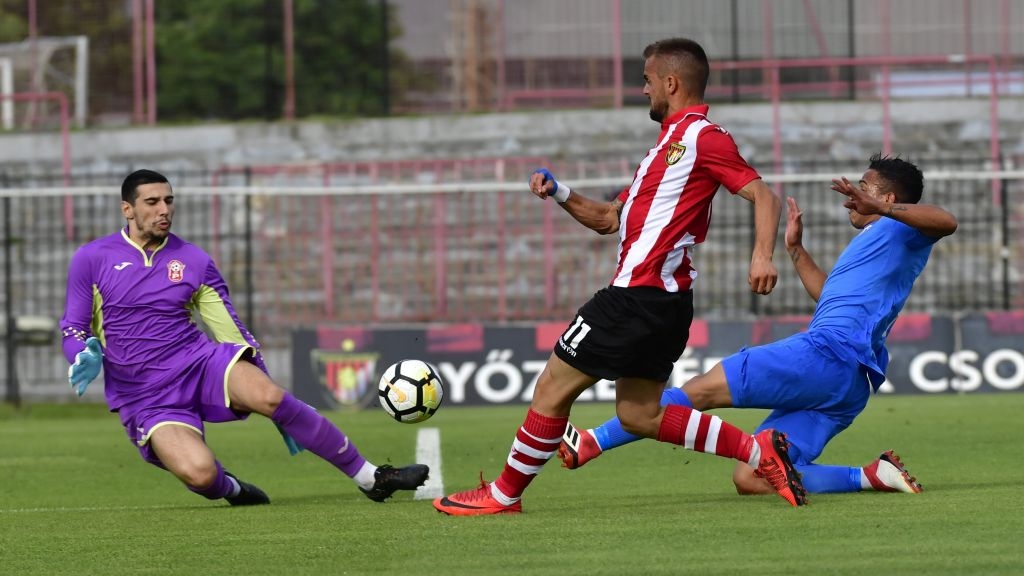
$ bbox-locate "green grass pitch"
[2,394,1022,575]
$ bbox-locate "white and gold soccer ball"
[377,359,444,423]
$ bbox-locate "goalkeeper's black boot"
[224,470,271,506]
[360,464,430,502]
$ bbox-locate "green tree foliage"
[0,0,418,124]
[292,0,387,117]
[158,0,402,120]
[0,1,26,40]
[156,0,277,120]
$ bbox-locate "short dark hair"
[121,169,169,203]
[642,38,710,97]
[868,153,924,204]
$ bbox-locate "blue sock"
[592,387,694,451]
[795,463,863,494]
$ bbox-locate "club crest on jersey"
[167,259,185,283]
[665,142,686,165]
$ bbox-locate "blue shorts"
[116,343,254,467]
[721,332,871,465]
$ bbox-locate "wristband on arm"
[550,181,572,203]
[533,168,572,204]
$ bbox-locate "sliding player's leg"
[224,352,428,502]
[614,377,805,507]
[733,406,919,495]
[730,409,841,495]
[120,367,270,507]
[733,451,922,495]
[144,418,269,506]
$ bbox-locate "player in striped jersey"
[559,155,957,497]
[61,169,428,506]
[434,38,804,516]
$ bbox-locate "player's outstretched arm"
[61,246,104,394]
[529,168,622,235]
[884,202,958,238]
[784,196,827,302]
[831,177,958,238]
[736,179,780,295]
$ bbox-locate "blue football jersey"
[807,217,939,387]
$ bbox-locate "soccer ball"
[377,359,444,423]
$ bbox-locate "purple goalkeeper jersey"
[60,228,262,410]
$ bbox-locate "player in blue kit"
[61,169,429,505]
[559,154,957,496]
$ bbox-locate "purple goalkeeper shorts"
[116,342,254,467]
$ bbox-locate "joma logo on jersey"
[167,260,186,282]
[665,142,686,165]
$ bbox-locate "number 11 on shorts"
[561,316,592,351]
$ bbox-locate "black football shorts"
[553,286,694,382]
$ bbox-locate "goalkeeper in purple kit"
[61,169,428,506]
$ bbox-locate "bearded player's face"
[643,56,670,123]
[123,182,174,244]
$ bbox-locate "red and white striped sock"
[491,409,567,505]
[656,404,759,467]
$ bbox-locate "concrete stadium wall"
[0,97,1021,177]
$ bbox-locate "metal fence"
[2,165,1022,398]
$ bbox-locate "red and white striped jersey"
[612,104,760,292]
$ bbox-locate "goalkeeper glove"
[532,168,571,203]
[69,336,103,396]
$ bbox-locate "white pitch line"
[414,427,443,500]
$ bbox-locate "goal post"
[0,35,89,129]
[0,57,12,130]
